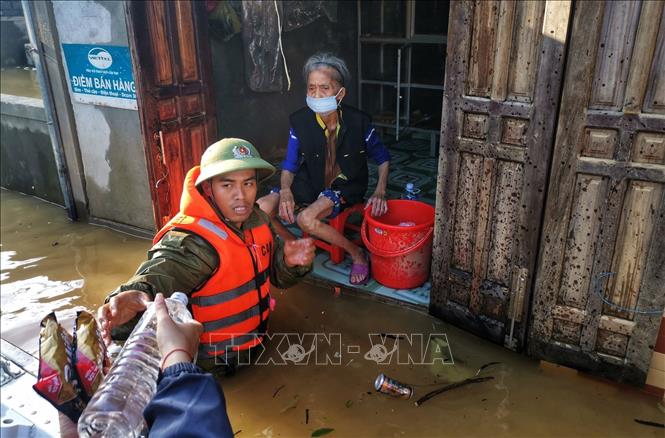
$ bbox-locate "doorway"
[357,1,448,207]
[202,1,449,307]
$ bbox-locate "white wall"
[52,0,154,231]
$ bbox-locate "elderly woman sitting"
[258,52,390,285]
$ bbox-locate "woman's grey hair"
[303,53,350,87]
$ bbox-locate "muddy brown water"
[1,189,662,437]
[1,68,42,99]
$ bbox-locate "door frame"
[125,0,217,229]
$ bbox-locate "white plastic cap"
[170,291,189,305]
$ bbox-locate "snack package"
[32,312,86,422]
[73,310,108,402]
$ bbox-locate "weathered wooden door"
[530,1,665,385]
[127,1,217,227]
[431,1,571,349]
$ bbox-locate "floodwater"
[1,189,663,437]
[0,68,42,99]
[1,189,151,352]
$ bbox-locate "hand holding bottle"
[154,293,202,369]
[79,292,195,438]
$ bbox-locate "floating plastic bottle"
[402,182,420,200]
[78,292,193,438]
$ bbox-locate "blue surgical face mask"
[306,88,344,114]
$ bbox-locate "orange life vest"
[154,166,272,359]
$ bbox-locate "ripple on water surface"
[1,250,84,353]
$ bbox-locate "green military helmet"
[195,138,276,186]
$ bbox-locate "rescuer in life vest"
[97,138,316,374]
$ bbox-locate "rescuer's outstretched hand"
[97,290,151,345]
[284,237,315,267]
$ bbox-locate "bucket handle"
[361,219,433,258]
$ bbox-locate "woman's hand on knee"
[279,189,296,223]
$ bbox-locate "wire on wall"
[274,0,291,91]
[593,272,663,316]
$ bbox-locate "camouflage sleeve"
[259,210,312,289]
[105,230,218,340]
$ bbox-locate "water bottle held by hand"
[78,292,193,438]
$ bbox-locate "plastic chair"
[303,203,365,264]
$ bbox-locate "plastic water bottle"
[402,182,420,200]
[78,292,193,438]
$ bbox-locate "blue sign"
[62,43,137,110]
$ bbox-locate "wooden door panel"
[486,160,523,285]
[624,3,662,113]
[431,1,571,348]
[467,1,499,97]
[182,95,203,115]
[590,2,641,109]
[643,12,665,115]
[128,0,216,227]
[187,124,206,165]
[146,1,174,86]
[631,132,665,164]
[530,1,665,385]
[157,98,178,120]
[605,181,663,318]
[506,1,545,102]
[174,1,199,83]
[557,175,606,309]
[451,153,481,273]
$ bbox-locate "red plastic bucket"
[361,200,435,289]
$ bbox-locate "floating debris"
[272,384,285,398]
[311,428,334,437]
[374,373,413,399]
[474,362,500,375]
[415,376,494,406]
[634,419,664,428]
[280,395,299,414]
[305,408,309,424]
[414,362,500,407]
[345,400,353,408]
